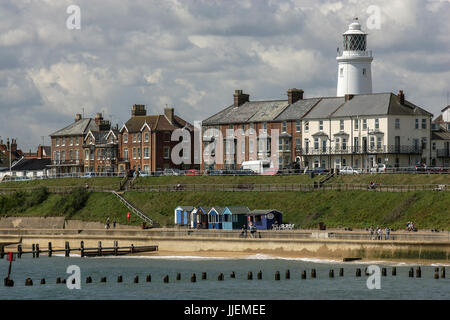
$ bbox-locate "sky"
[0,0,449,151]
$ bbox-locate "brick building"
[117,105,195,173]
[49,113,100,175]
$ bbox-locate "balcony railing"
[437,149,450,158]
[299,145,423,155]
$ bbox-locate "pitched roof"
[249,209,282,215]
[331,93,432,118]
[176,206,195,211]
[275,98,321,121]
[50,118,98,137]
[10,158,51,171]
[302,97,345,119]
[203,100,289,125]
[122,114,192,133]
[225,206,250,214]
[432,131,450,141]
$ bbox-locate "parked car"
[82,172,96,178]
[306,167,329,175]
[138,171,151,177]
[184,169,201,176]
[339,166,361,175]
[163,168,180,176]
[370,164,394,173]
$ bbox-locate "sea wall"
[0,229,449,261]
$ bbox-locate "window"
[56,137,59,146]
[97,149,101,159]
[295,138,300,150]
[69,150,73,160]
[123,133,128,143]
[144,165,149,173]
[395,118,400,129]
[61,151,65,161]
[415,119,419,129]
[249,140,254,153]
[85,150,89,161]
[340,120,344,131]
[263,122,267,132]
[340,68,343,77]
[319,120,323,131]
[335,138,340,150]
[362,68,366,75]
[137,148,141,159]
[305,121,309,132]
[342,138,347,150]
[363,119,367,130]
[144,147,149,158]
[133,134,137,143]
[89,136,93,145]
[249,123,254,133]
[241,124,245,134]
[75,150,79,160]
[163,147,170,159]
[296,120,301,132]
[377,136,382,149]
[164,133,171,142]
[133,148,136,159]
[422,119,427,129]
[278,137,282,151]
[432,142,436,150]
[241,141,245,154]
[421,137,427,150]
[137,133,141,142]
[354,119,359,130]
[314,137,319,150]
[144,132,149,142]
[123,148,128,159]
[370,136,375,149]
[70,137,73,146]
[62,137,65,146]
[282,121,287,133]
[375,118,379,129]
[322,140,326,153]
[304,139,309,153]
[76,137,80,146]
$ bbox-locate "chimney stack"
[233,90,249,108]
[398,90,405,105]
[75,114,82,122]
[132,104,147,117]
[345,94,354,101]
[99,120,111,131]
[287,89,304,104]
[164,108,175,124]
[94,113,104,125]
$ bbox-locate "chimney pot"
[287,88,304,104]
[75,114,82,122]
[164,108,175,124]
[233,90,249,108]
[398,90,405,105]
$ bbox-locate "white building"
[337,18,373,97]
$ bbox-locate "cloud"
[0,0,449,151]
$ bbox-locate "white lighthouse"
[336,18,373,97]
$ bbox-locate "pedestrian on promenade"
[385,227,390,240]
[369,227,374,240]
[106,217,110,229]
[113,220,116,229]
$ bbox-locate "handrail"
[111,191,153,225]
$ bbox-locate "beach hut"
[174,206,194,226]
[207,207,225,230]
[247,209,282,230]
[222,206,250,230]
[194,207,210,229]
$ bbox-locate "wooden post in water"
[392,267,396,276]
[409,268,414,278]
[441,267,445,279]
[0,245,4,259]
[381,268,386,277]
[117,275,123,283]
[248,271,253,280]
[285,269,290,280]
[218,273,224,281]
[275,271,280,281]
[114,241,118,256]
[40,279,46,285]
[146,274,151,282]
[130,244,135,254]
[17,245,22,259]
[329,269,334,278]
[163,275,169,283]
[434,267,439,279]
[35,244,40,258]
[56,277,61,284]
[339,268,344,277]
[311,269,316,278]
[86,276,92,284]
[191,274,196,282]
[25,278,33,286]
[98,241,102,256]
[80,241,84,258]
[134,276,139,283]
[32,244,36,258]
[176,273,181,281]
[100,277,107,283]
[257,271,262,280]
[65,242,70,257]
[416,267,421,278]
[356,268,361,277]
[301,270,307,279]
[48,242,52,257]
[230,271,235,279]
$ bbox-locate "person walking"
[106,217,110,229]
[113,220,116,229]
[369,227,374,240]
[385,227,390,240]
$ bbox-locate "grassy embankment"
[0,174,449,229]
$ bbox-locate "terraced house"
[117,104,195,173]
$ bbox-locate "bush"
[52,187,89,219]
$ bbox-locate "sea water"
[0,254,449,300]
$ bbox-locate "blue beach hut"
[207,207,225,230]
[222,206,250,230]
[247,209,282,230]
[174,206,194,226]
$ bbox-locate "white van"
[242,160,271,174]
